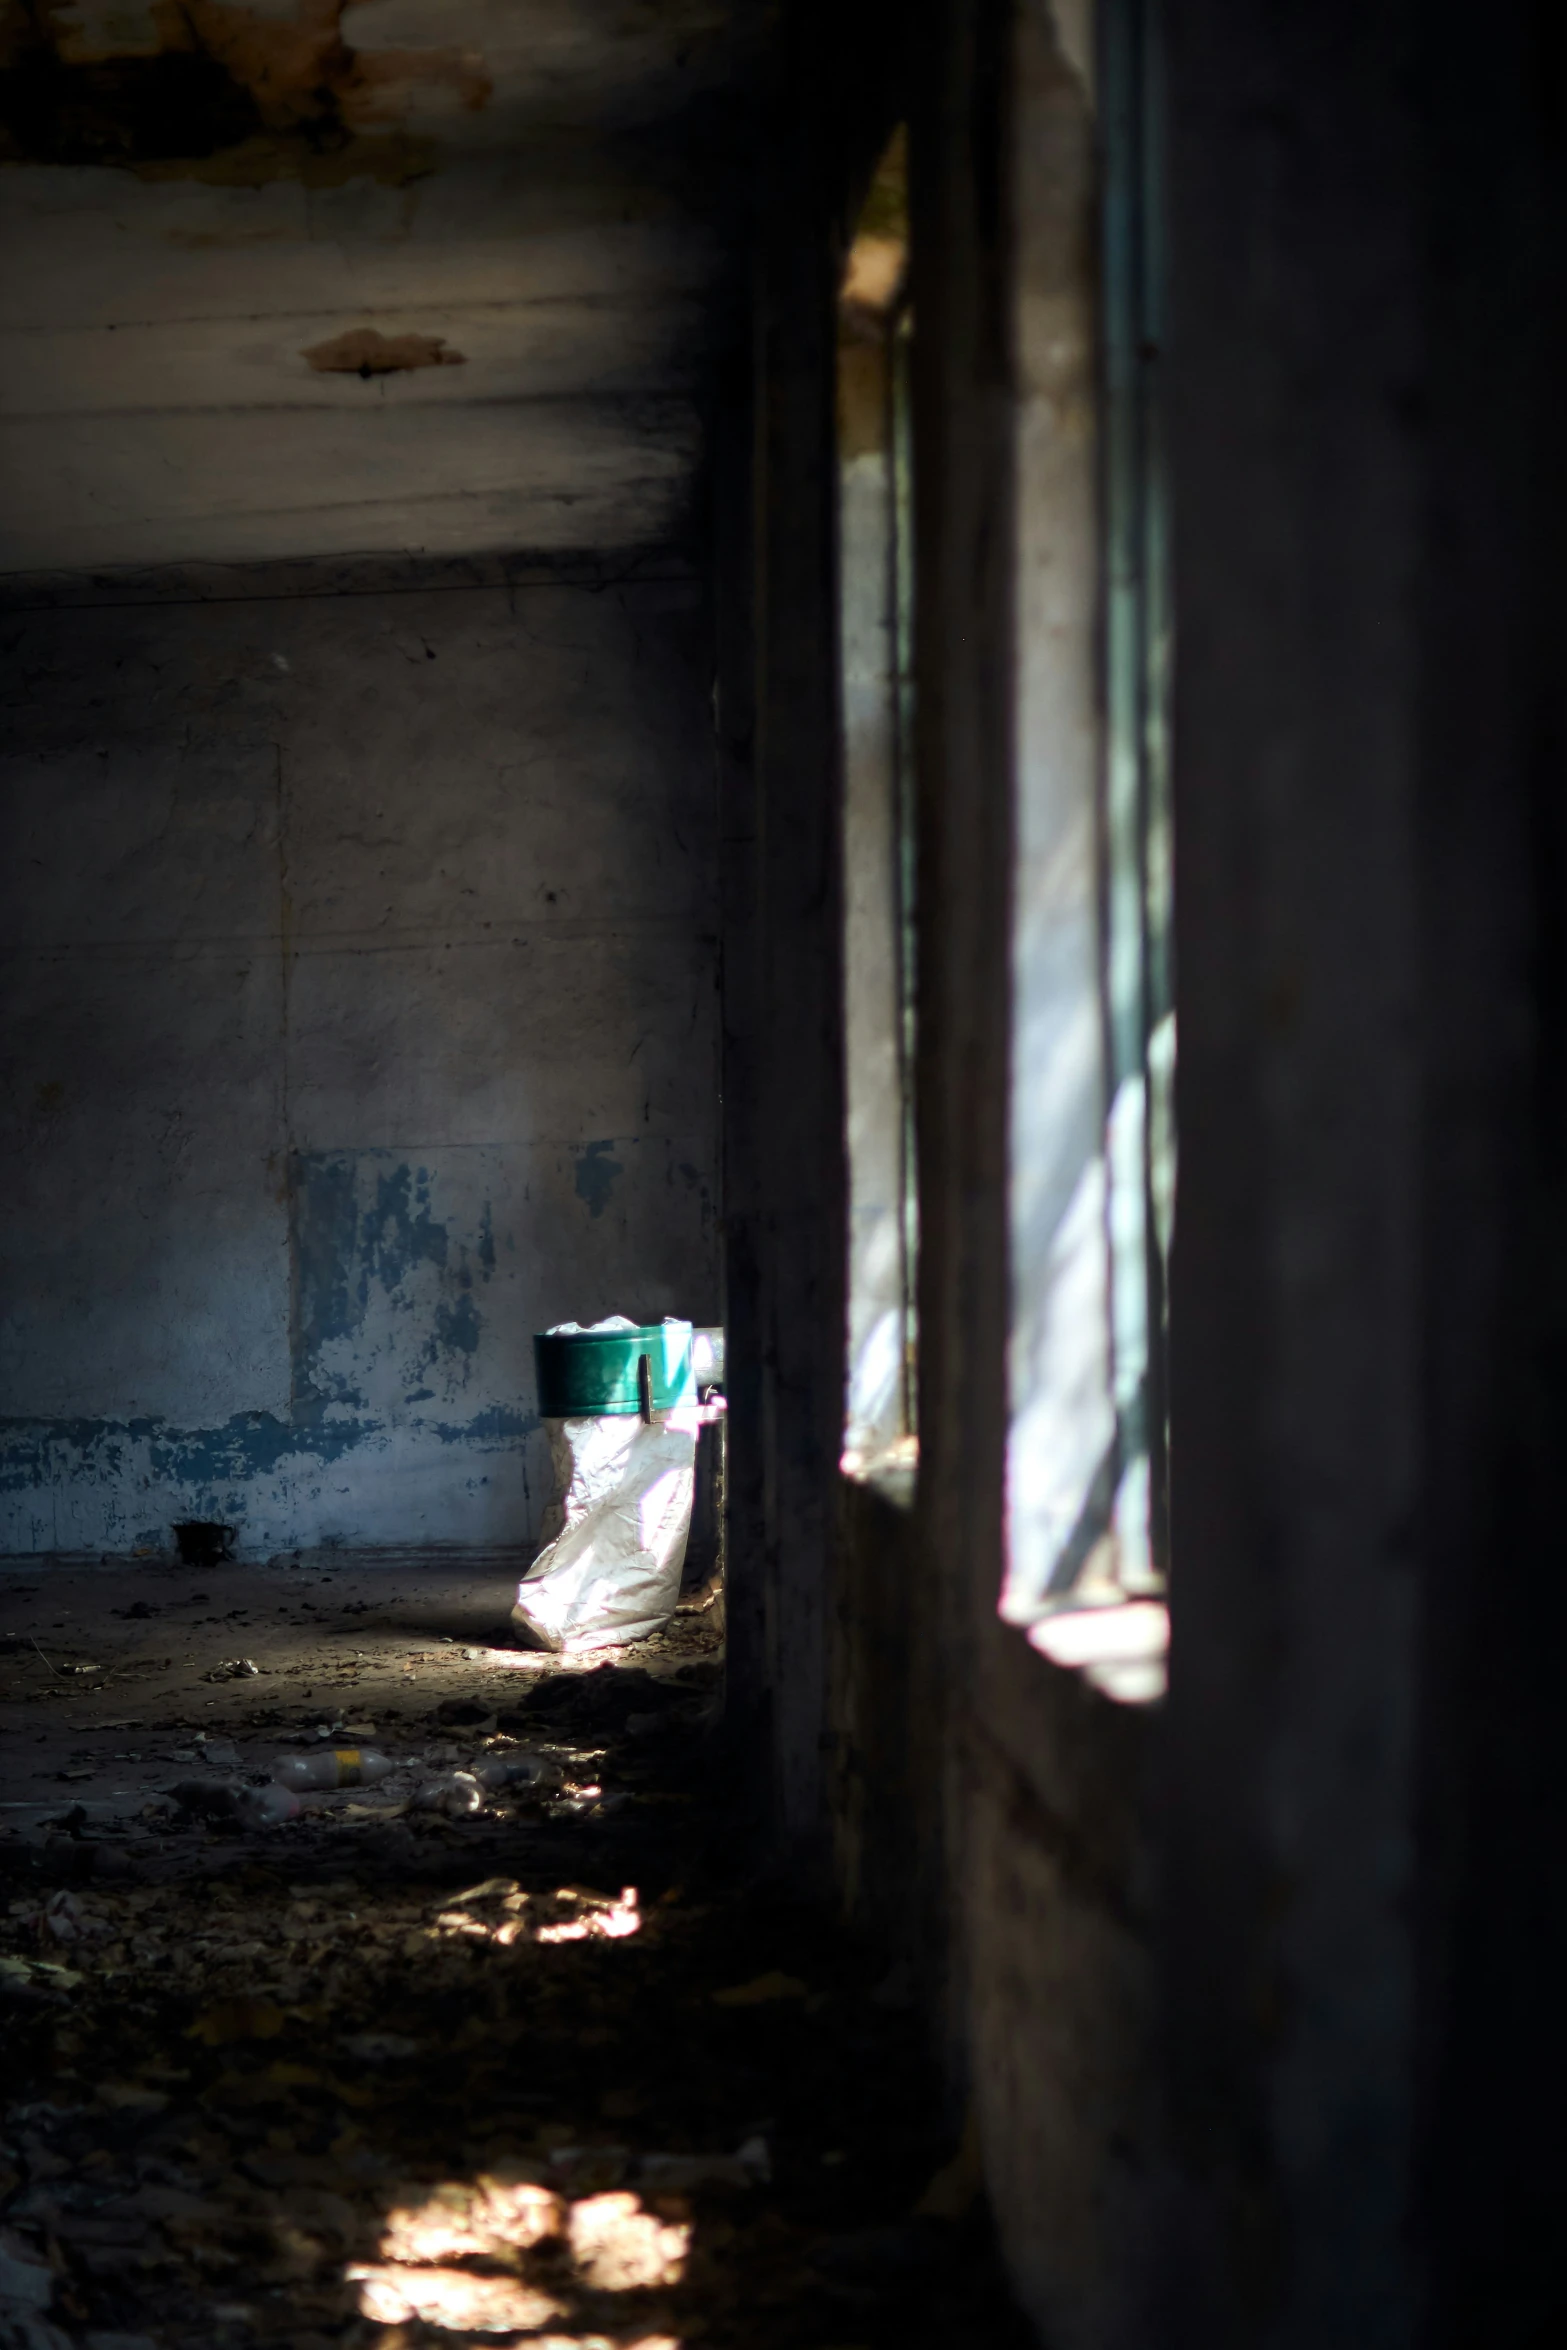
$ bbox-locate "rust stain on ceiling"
[301,326,467,374]
[0,0,490,180]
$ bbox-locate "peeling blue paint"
[290,1150,492,1407]
[431,1405,537,1448]
[0,1144,553,1553]
[0,1409,381,1500]
[291,1153,359,1385]
[573,1139,624,1219]
[146,1408,377,1483]
[367,1161,449,1288]
[0,1398,539,1554]
[434,1292,482,1358]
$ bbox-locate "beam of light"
[1028,1598,1169,1704]
[536,1887,640,1943]
[349,2168,689,2326]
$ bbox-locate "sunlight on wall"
[1003,0,1172,1700]
[839,129,918,1483]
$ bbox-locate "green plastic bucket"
[533,1321,696,1418]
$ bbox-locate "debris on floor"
[0,1557,1029,2348]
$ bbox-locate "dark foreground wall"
[724,6,1163,2344]
[0,561,720,1558]
[1164,3,1567,2343]
[730,1,1567,2345]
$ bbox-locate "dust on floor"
[0,1560,1029,2350]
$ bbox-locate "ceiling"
[0,0,769,574]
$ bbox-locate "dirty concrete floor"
[0,1560,1029,2350]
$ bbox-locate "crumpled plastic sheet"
[513,1415,696,1655]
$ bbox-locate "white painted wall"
[0,567,720,1556]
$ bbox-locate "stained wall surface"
[0,567,719,1556]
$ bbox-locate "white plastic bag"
[513,1413,696,1653]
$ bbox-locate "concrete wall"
[817,3,1438,2327]
[903,9,1160,2341]
[724,12,1161,2349]
[718,30,851,1856]
[0,561,719,1558]
[733,1,1566,2346]
[1162,2,1567,2341]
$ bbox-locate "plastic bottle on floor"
[233,1783,304,1829]
[412,1770,483,1816]
[168,1780,302,1829]
[476,1753,553,1791]
[271,1748,392,1792]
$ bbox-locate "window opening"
[1101,0,1172,1592]
[1001,0,1170,1695]
[838,128,918,1485]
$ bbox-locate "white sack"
[544,1315,641,1336]
[513,1414,696,1654]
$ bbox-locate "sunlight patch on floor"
[422,1879,642,1948]
[349,2169,689,2328]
